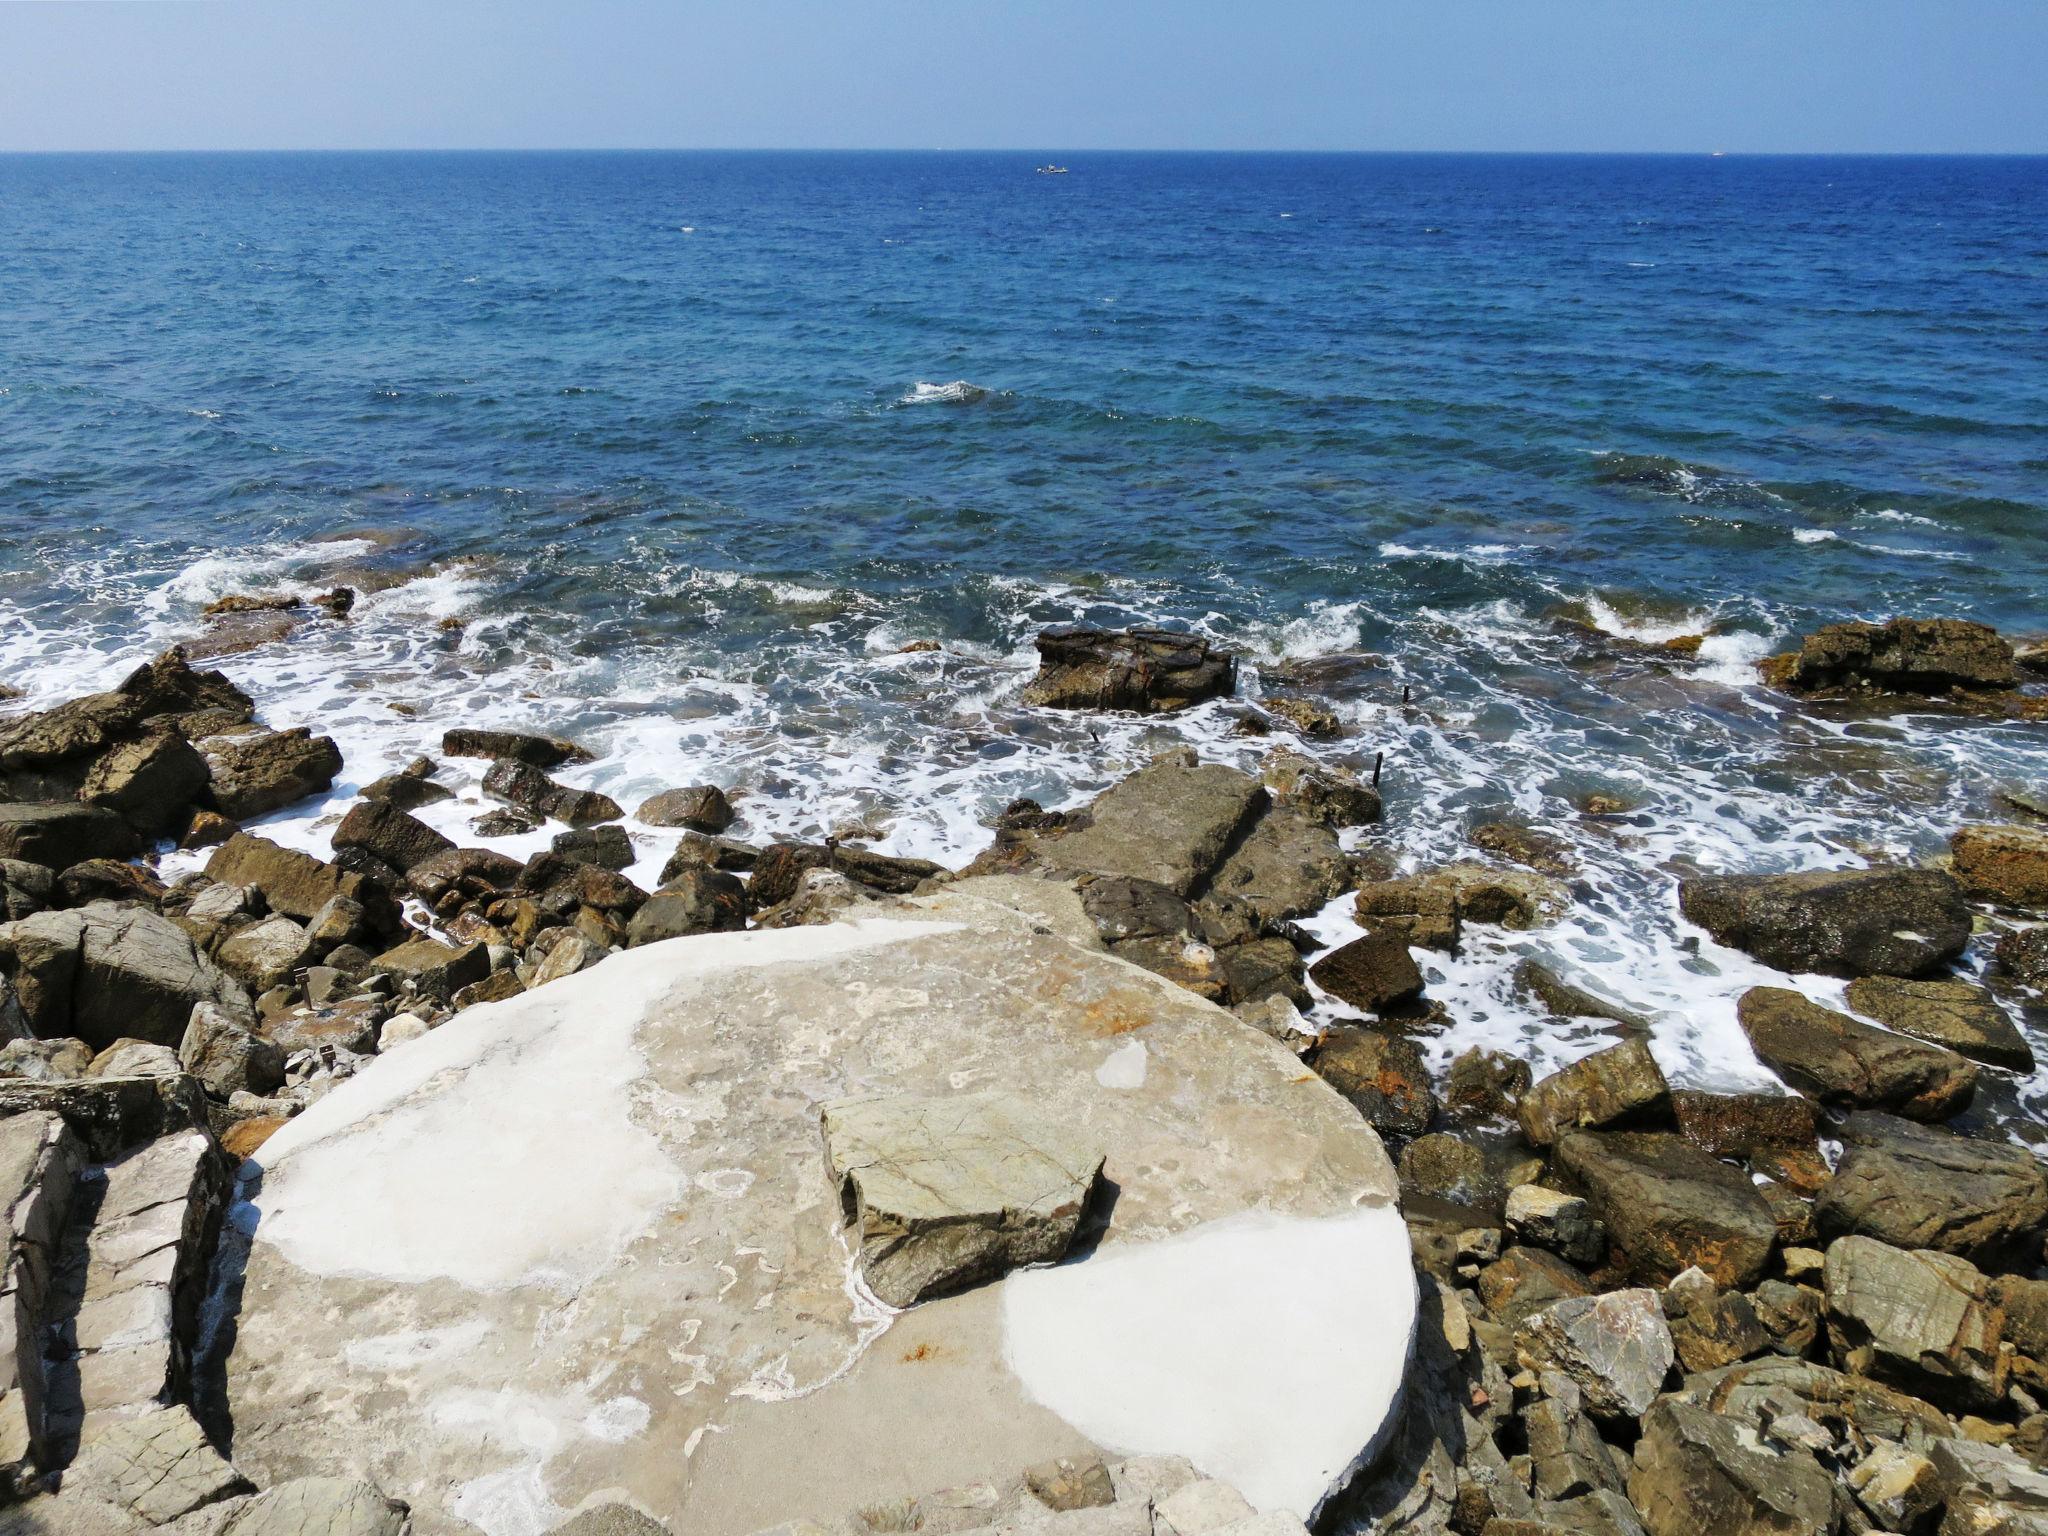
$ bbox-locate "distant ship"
[1036,164,1069,175]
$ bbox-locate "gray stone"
[0,903,251,1051]
[1515,1290,1675,1420]
[1845,975,2035,1074]
[0,1074,210,1161]
[1822,1234,2005,1411]
[1846,1441,1943,1533]
[0,1111,81,1480]
[1679,867,1970,978]
[86,1040,182,1079]
[1025,1456,1117,1512]
[370,938,488,1002]
[822,1091,1104,1307]
[1204,808,1356,926]
[1660,1266,1767,1374]
[0,1036,90,1082]
[1927,1437,2048,1536]
[1506,1185,1605,1268]
[213,1477,410,1536]
[180,1001,286,1099]
[65,1406,250,1524]
[1514,960,1652,1035]
[1033,754,1265,897]
[1524,1372,1626,1502]
[1626,1398,1835,1536]
[1517,1039,1668,1148]
[213,916,316,993]
[1737,986,1977,1121]
[1258,749,1380,828]
[1814,1111,2048,1265]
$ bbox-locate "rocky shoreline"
[0,616,2045,1534]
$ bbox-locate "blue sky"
[2,0,2043,154]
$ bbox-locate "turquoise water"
[3,151,2045,1098]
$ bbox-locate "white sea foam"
[901,380,988,405]
[1792,528,1838,544]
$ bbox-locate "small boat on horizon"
[1036,164,1069,175]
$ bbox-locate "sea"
[3,151,2046,1118]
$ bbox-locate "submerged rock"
[1021,626,1237,714]
[1679,867,1971,978]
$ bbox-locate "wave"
[900,380,989,406]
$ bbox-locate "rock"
[1310,1027,1437,1136]
[1927,1437,2048,1536]
[1446,1048,1532,1120]
[204,833,397,932]
[0,862,54,925]
[481,757,622,827]
[0,1073,209,1160]
[1515,1290,1675,1420]
[1770,616,2018,695]
[1507,1186,1606,1268]
[527,931,606,987]
[1680,867,1971,978]
[1356,866,1568,948]
[1309,934,1424,1013]
[406,847,523,912]
[1025,753,1266,898]
[1555,1132,1777,1288]
[1026,1455,1118,1511]
[1513,960,1652,1035]
[221,1115,289,1160]
[361,757,453,812]
[1479,1246,1595,1328]
[1518,1039,1669,1148]
[1999,926,2048,994]
[179,808,238,850]
[1952,823,2048,910]
[1627,1398,1837,1536]
[1845,975,2034,1074]
[1398,1133,1498,1210]
[1523,1370,1628,1503]
[213,915,316,993]
[550,1507,672,1536]
[370,938,489,1002]
[1668,1090,1820,1164]
[554,824,636,871]
[1153,1478,1257,1536]
[1470,824,1577,878]
[0,1036,91,1081]
[221,887,1417,1529]
[822,1090,1105,1307]
[637,786,736,833]
[56,858,167,909]
[332,799,455,874]
[181,1000,286,1098]
[79,728,210,833]
[1258,749,1380,828]
[209,1476,410,1536]
[472,808,537,838]
[378,1013,430,1051]
[1736,986,1977,1121]
[1814,1112,2048,1265]
[441,727,592,768]
[629,869,749,945]
[1661,1267,1768,1373]
[0,803,139,869]
[1205,807,1356,925]
[87,1038,183,1078]
[1847,1441,1942,1532]
[0,902,251,1050]
[1822,1234,2004,1411]
[1021,627,1237,714]
[199,728,344,820]
[64,1406,250,1524]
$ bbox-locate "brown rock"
[1845,975,2034,1073]
[1772,617,2018,695]
[200,727,344,820]
[1309,932,1425,1012]
[1020,626,1236,714]
[1518,1038,1670,1148]
[441,728,592,768]
[636,785,735,833]
[1478,1246,1595,1328]
[1952,823,2048,909]
[332,799,455,874]
[1556,1131,1778,1288]
[1310,1026,1437,1137]
[1814,1111,2048,1266]
[1737,986,1977,1121]
[1669,1090,1819,1160]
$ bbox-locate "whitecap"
[1792,528,1837,544]
[900,380,988,406]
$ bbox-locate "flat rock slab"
[220,883,1410,1536]
[822,1091,1104,1307]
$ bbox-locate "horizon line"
[4,145,2047,159]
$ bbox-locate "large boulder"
[1736,986,1977,1120]
[1308,934,1423,1013]
[0,902,251,1050]
[1927,1438,2048,1536]
[1821,1235,2004,1411]
[1769,617,2018,695]
[0,802,139,869]
[1555,1131,1776,1288]
[628,869,749,945]
[1844,975,2034,1073]
[205,832,398,932]
[78,728,210,833]
[1678,868,1970,978]
[1813,1111,2048,1265]
[636,785,735,832]
[1951,823,2048,910]
[1021,627,1237,714]
[221,881,1416,1532]
[442,727,592,768]
[1026,752,1266,898]
[200,727,344,820]
[1627,1398,1838,1536]
[332,799,456,874]
[1309,1027,1436,1137]
[1204,807,1356,925]
[1517,1038,1669,1148]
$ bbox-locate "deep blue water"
[3,151,2046,1091]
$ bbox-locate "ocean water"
[4,151,2046,1112]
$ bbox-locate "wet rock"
[199,727,344,820]
[331,798,456,874]
[553,823,636,872]
[179,808,238,849]
[360,757,452,812]
[0,902,251,1050]
[1516,1289,1675,1420]
[78,728,210,834]
[1952,823,2048,910]
[1399,1133,1499,1210]
[752,868,879,931]
[1556,1131,1777,1288]
[1680,866,1971,978]
[822,1090,1104,1307]
[637,785,736,832]
[482,757,622,827]
[472,808,537,838]
[406,847,523,911]
[1814,1111,2048,1265]
[1005,752,1267,898]
[825,845,947,895]
[1770,617,2018,695]
[1021,626,1237,714]
[1845,974,2035,1073]
[181,999,286,1098]
[1446,1047,1533,1120]
[213,915,316,993]
[1661,1266,1768,1373]
[1513,960,1651,1035]
[1206,806,1357,925]
[0,803,140,869]
[1507,1185,1606,1268]
[1258,748,1381,827]
[1309,933,1424,1013]
[1471,823,1577,878]
[1627,1397,1837,1536]
[629,869,749,945]
[1519,1039,1670,1148]
[1737,986,1977,1121]
[1822,1234,2004,1411]
[1998,925,2048,994]
[1310,1026,1437,1136]
[1668,1090,1820,1162]
[204,833,398,933]
[441,727,592,768]
[1480,1246,1596,1328]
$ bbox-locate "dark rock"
[1310,932,1424,1012]
[1662,1266,1768,1373]
[517,858,646,917]
[178,809,238,850]
[1523,1372,1629,1503]
[56,858,168,909]
[1556,1131,1778,1288]
[481,757,621,827]
[1845,974,2034,1073]
[472,808,537,838]
[79,728,210,833]
[636,785,735,833]
[441,728,593,768]
[0,802,140,868]
[1771,616,2018,695]
[1813,1111,2048,1265]
[1257,695,1344,738]
[199,728,343,820]
[0,901,251,1050]
[1627,1397,1838,1536]
[332,799,456,874]
[1479,1246,1595,1328]
[0,860,55,924]
[629,869,748,945]
[1399,1133,1500,1210]
[1020,626,1237,714]
[1355,866,1569,950]
[1737,986,1977,1121]
[1471,823,1577,878]
[1310,1026,1437,1136]
[1519,1038,1670,1148]
[830,846,947,894]
[1669,1090,1820,1160]
[406,847,524,909]
[361,759,453,812]
[656,834,757,883]
[1507,1185,1607,1268]
[1750,1280,1823,1359]
[1258,748,1382,827]
[1998,925,2048,994]
[552,824,636,872]
[0,1072,211,1160]
[1446,1047,1533,1120]
[1678,867,1970,978]
[1952,823,2048,910]
[204,833,399,933]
